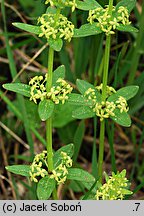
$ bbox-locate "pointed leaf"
[37,176,55,200]
[48,38,63,52]
[76,0,102,11]
[74,23,102,38]
[117,24,138,33]
[67,168,95,183]
[5,165,30,176]
[110,108,131,127]
[108,86,139,102]
[67,93,92,106]
[53,144,74,168]
[76,79,101,102]
[12,23,42,34]
[72,106,95,119]
[116,0,136,13]
[3,83,31,97]
[38,99,54,121]
[52,65,65,86]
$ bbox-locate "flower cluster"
[93,101,116,121]
[95,170,133,200]
[29,75,47,103]
[29,75,73,104]
[84,88,97,106]
[38,13,74,42]
[47,78,73,104]
[88,6,131,35]
[96,83,116,98]
[30,151,48,183]
[116,96,129,113]
[50,151,73,185]
[83,84,129,121]
[45,0,77,12]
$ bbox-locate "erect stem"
[46,47,54,173]
[98,0,113,183]
[46,47,58,199]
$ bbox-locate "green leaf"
[46,6,57,14]
[67,93,92,106]
[76,79,101,102]
[74,23,102,38]
[116,24,138,33]
[48,38,63,52]
[37,176,55,200]
[38,99,54,121]
[108,86,139,102]
[110,108,131,127]
[5,165,30,176]
[72,106,95,119]
[116,0,136,13]
[3,83,31,97]
[12,23,42,35]
[76,0,102,11]
[53,144,74,168]
[52,103,75,128]
[52,65,65,86]
[67,168,95,183]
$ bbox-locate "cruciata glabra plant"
[3,0,139,200]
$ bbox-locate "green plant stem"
[46,47,57,200]
[46,47,54,170]
[98,0,113,183]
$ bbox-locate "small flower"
[29,150,48,183]
[88,5,131,35]
[95,170,133,200]
[38,13,74,42]
[29,74,73,104]
[45,0,77,12]
[50,151,73,185]
[116,96,129,113]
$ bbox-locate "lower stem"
[98,35,111,183]
[98,120,105,182]
[46,118,53,172]
[46,47,58,200]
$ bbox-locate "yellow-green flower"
[45,0,77,12]
[88,5,131,35]
[38,13,74,42]
[95,170,133,200]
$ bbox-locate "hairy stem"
[98,0,113,183]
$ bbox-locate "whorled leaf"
[3,83,31,97]
[37,176,55,200]
[108,86,139,102]
[48,38,63,52]
[12,23,42,35]
[72,106,95,119]
[74,23,102,38]
[52,65,65,86]
[38,99,55,121]
[110,108,131,127]
[76,0,102,11]
[116,24,138,33]
[67,168,95,183]
[5,165,30,177]
[67,93,93,106]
